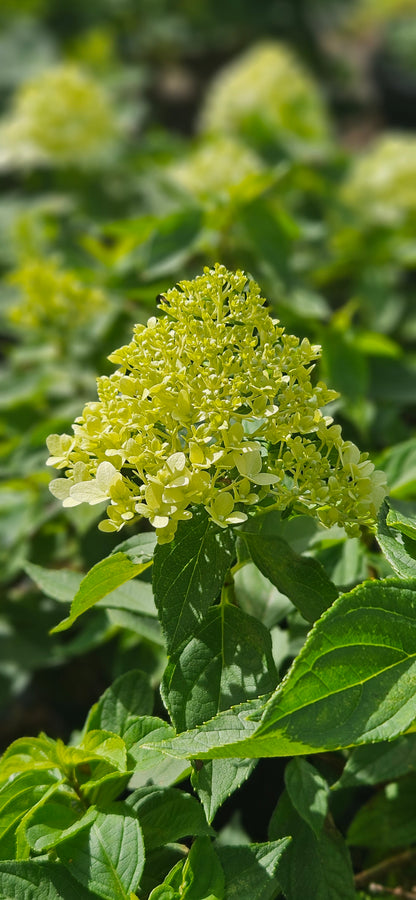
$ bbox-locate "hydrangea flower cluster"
[199,42,330,156]
[47,265,386,543]
[340,135,416,227]
[8,258,107,337]
[0,64,117,169]
[169,135,264,203]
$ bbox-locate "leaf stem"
[354,848,416,889]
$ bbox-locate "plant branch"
[354,849,416,888]
[367,882,416,899]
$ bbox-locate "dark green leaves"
[269,761,355,900]
[162,604,276,732]
[128,786,214,850]
[57,804,145,900]
[153,509,236,654]
[149,578,416,759]
[217,839,290,900]
[377,498,416,578]
[347,774,416,850]
[242,527,338,623]
[0,861,93,900]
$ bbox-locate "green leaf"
[153,837,224,900]
[51,552,153,633]
[162,604,274,822]
[216,840,290,900]
[240,198,298,283]
[25,560,158,617]
[153,509,236,654]
[0,734,58,781]
[377,499,416,578]
[110,532,157,564]
[0,770,59,859]
[242,529,338,623]
[25,802,97,854]
[0,861,94,899]
[142,207,203,279]
[191,759,257,824]
[85,669,153,736]
[386,499,416,541]
[234,561,293,629]
[335,733,416,790]
[284,759,328,837]
[128,786,214,851]
[79,730,127,771]
[378,438,416,498]
[162,604,277,732]
[148,579,416,759]
[347,774,416,850]
[57,803,145,900]
[269,785,355,900]
[23,561,82,602]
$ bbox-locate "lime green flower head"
[7,257,107,339]
[0,63,117,169]
[47,264,386,543]
[168,135,264,204]
[340,134,416,227]
[199,41,331,157]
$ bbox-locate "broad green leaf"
[79,730,127,771]
[25,802,97,853]
[284,759,328,837]
[347,774,416,850]
[127,785,214,851]
[25,560,158,617]
[386,499,416,541]
[142,207,203,279]
[378,438,416,498]
[0,860,93,899]
[191,758,257,824]
[321,329,368,403]
[162,605,277,732]
[269,787,355,900]
[57,803,145,900]
[51,552,153,633]
[110,532,157,564]
[335,733,416,790]
[83,771,132,807]
[140,845,187,899]
[162,604,273,821]
[216,840,290,900]
[85,669,153,736]
[23,561,82,602]
[105,607,164,645]
[234,561,293,629]
[0,770,59,859]
[152,837,224,900]
[0,734,58,781]
[240,198,298,283]
[377,500,416,578]
[153,509,236,654]
[147,579,416,759]
[242,530,338,623]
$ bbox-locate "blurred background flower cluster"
[1,0,416,772]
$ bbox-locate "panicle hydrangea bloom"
[0,64,117,169]
[168,135,264,203]
[47,264,386,543]
[340,134,416,227]
[7,257,107,336]
[199,42,330,156]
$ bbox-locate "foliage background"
[1,0,416,897]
